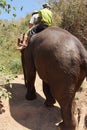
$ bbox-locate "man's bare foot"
[17,46,26,50]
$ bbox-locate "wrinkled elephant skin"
[21,27,87,130]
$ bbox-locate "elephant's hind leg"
[58,90,77,130]
[42,81,56,107]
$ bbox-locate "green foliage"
[49,0,87,48]
[0,0,6,9]
[0,19,23,100]
[0,20,22,74]
[10,58,22,74]
[0,86,11,99]
[0,0,11,14]
[0,65,15,99]
[0,0,23,18]
[13,13,16,17]
[0,1,34,100]
[52,11,62,26]
[0,9,31,99]
[0,15,31,75]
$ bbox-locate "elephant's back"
[31,26,82,65]
[30,27,87,82]
[31,26,82,51]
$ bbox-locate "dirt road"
[0,74,87,130]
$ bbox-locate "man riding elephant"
[17,3,52,50]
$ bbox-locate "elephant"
[20,27,87,130]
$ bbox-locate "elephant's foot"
[44,98,56,107]
[58,121,76,130]
[25,86,37,100]
[25,90,37,100]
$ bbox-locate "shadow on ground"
[5,83,62,130]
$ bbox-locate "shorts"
[29,23,48,37]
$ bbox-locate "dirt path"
[0,74,87,130]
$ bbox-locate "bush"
[61,0,87,48]
[10,58,22,74]
[49,0,87,48]
[0,86,11,99]
[0,66,13,99]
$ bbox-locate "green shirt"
[39,8,52,26]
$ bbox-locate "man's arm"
[29,23,33,28]
[29,15,34,29]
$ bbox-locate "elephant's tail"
[81,53,87,80]
[84,57,87,80]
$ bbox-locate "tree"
[49,0,87,47]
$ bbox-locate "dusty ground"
[0,74,87,130]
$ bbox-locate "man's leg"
[17,34,28,50]
[22,33,29,47]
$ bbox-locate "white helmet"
[32,10,38,15]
